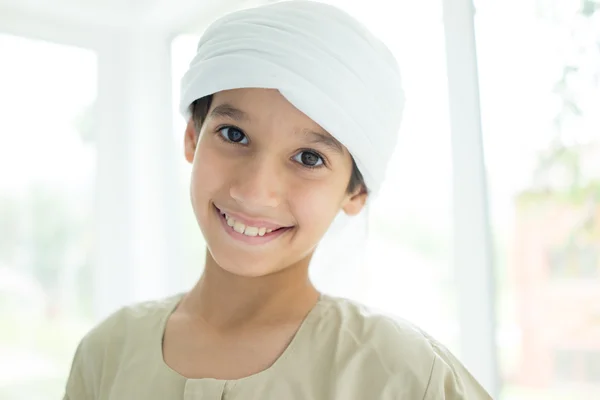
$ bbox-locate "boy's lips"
[213,204,293,245]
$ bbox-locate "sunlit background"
[0,0,599,399]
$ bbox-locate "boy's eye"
[293,151,324,168]
[219,126,248,144]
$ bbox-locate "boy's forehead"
[213,88,294,104]
[211,89,324,129]
[213,88,276,101]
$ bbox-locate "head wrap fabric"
[180,0,404,196]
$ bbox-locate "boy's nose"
[229,156,282,209]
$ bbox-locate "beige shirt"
[64,294,492,399]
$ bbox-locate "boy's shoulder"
[318,295,492,399]
[65,294,183,398]
[78,293,183,355]
[319,295,440,369]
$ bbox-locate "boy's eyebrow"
[209,103,249,121]
[303,129,344,155]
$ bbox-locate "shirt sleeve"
[63,339,94,400]
[62,307,123,400]
[422,342,493,400]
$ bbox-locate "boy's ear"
[184,119,198,164]
[342,186,368,216]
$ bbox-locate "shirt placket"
[183,379,227,400]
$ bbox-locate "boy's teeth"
[224,213,279,237]
[233,221,245,234]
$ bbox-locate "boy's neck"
[181,252,320,332]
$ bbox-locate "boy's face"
[184,88,367,277]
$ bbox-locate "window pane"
[0,34,97,399]
[476,0,600,398]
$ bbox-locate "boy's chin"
[220,265,281,279]
[211,252,282,278]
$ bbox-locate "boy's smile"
[213,203,294,246]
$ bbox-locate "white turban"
[180,0,404,196]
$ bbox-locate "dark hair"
[190,95,367,195]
